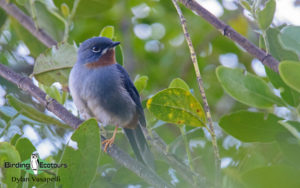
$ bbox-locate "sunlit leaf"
[169,78,190,91]
[216,66,285,108]
[219,111,286,142]
[147,88,206,127]
[239,0,251,11]
[279,61,300,94]
[0,142,21,188]
[61,3,70,18]
[33,43,77,87]
[257,0,276,30]
[100,25,115,39]
[134,75,148,93]
[228,15,248,36]
[57,119,100,188]
[7,95,68,128]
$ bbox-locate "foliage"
[1,0,300,187]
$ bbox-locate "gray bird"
[69,37,154,170]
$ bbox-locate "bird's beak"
[110,41,120,48]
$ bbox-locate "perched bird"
[30,153,39,175]
[69,37,154,169]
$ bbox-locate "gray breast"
[69,64,136,127]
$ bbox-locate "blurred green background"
[1,0,300,187]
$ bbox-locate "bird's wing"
[116,64,146,127]
[116,64,155,170]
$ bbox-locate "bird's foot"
[102,137,115,152]
[101,125,118,152]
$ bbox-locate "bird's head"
[77,37,120,67]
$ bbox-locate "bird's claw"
[102,138,115,152]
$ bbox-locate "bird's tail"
[123,124,155,171]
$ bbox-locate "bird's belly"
[70,64,137,127]
[87,97,136,127]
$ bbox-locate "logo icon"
[30,153,39,175]
[4,152,67,175]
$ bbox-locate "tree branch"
[0,0,199,185]
[0,0,194,186]
[0,63,172,188]
[172,0,221,184]
[0,0,56,47]
[178,0,279,72]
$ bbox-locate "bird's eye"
[92,46,101,53]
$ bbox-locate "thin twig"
[178,0,279,72]
[0,0,56,47]
[0,63,172,188]
[171,0,221,184]
[0,0,198,185]
[142,128,203,186]
[179,125,197,184]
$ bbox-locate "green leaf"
[34,1,65,41]
[219,111,286,142]
[61,3,70,18]
[0,8,7,30]
[279,61,300,93]
[0,106,17,123]
[0,142,21,188]
[75,0,116,18]
[147,88,206,127]
[33,43,77,87]
[169,78,190,91]
[276,130,300,167]
[100,25,115,39]
[266,28,299,61]
[216,66,285,108]
[7,95,68,128]
[111,167,145,185]
[57,119,100,188]
[257,0,276,30]
[239,0,251,11]
[15,138,36,161]
[10,134,22,145]
[39,84,68,105]
[264,28,300,106]
[242,166,300,188]
[10,17,47,57]
[134,75,148,93]
[279,26,300,55]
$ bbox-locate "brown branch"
[179,0,279,72]
[171,0,221,184]
[0,63,172,188]
[0,0,200,185]
[0,0,56,48]
[0,0,193,186]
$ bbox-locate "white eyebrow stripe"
[102,48,108,54]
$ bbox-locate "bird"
[30,153,39,175]
[69,37,154,169]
